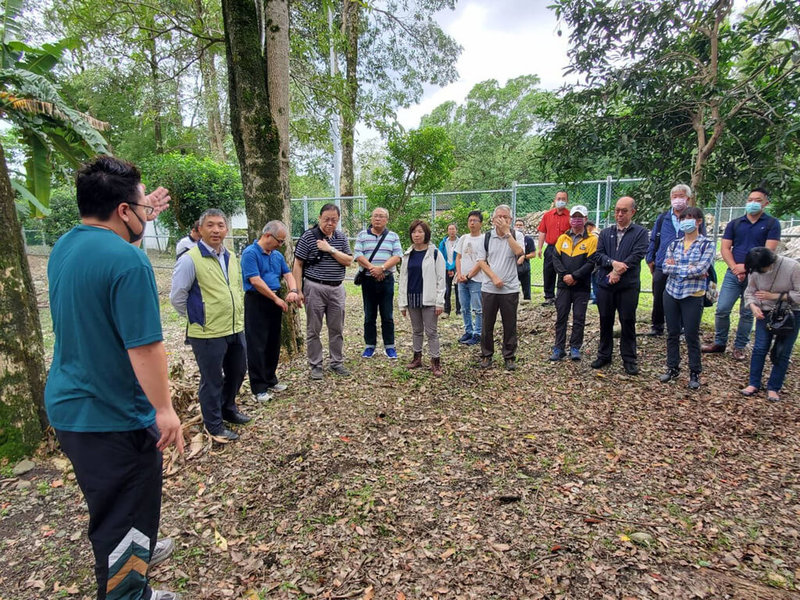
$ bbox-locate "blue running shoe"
[385,347,398,359]
[549,347,566,361]
[570,347,581,361]
[465,334,481,346]
[361,347,375,358]
[458,332,472,343]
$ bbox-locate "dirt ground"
[1,254,799,600]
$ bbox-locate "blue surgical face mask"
[679,219,697,233]
[745,201,763,215]
[555,201,567,209]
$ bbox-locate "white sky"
[395,0,573,129]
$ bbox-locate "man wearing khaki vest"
[170,208,250,441]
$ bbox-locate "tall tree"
[291,0,461,197]
[222,0,300,352]
[546,0,800,205]
[423,75,557,190]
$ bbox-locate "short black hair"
[319,203,341,217]
[409,219,431,243]
[750,187,769,199]
[745,246,777,274]
[76,155,141,220]
[681,206,704,221]
[468,210,483,222]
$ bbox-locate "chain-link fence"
[24,179,800,256]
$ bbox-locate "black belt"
[305,276,342,287]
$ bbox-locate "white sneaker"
[151,591,182,600]
[149,538,174,569]
[267,383,288,393]
[255,392,273,402]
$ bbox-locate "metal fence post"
[595,184,602,228]
[714,192,723,250]
[303,197,309,230]
[511,181,517,220]
[604,176,613,226]
[431,193,436,223]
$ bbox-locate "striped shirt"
[663,235,715,299]
[353,227,403,273]
[294,226,352,282]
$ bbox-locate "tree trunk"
[195,0,227,161]
[147,41,164,154]
[339,0,359,198]
[0,142,46,460]
[222,0,301,354]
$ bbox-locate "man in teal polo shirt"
[241,220,299,401]
[46,156,184,600]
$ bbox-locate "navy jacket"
[593,223,649,290]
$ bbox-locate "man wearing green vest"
[170,208,250,441]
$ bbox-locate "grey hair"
[671,184,693,198]
[262,220,287,237]
[198,208,229,227]
[493,204,512,217]
[372,207,389,218]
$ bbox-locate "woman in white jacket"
[399,219,446,375]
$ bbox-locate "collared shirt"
[353,227,403,273]
[537,208,572,246]
[663,235,715,299]
[175,235,198,258]
[240,240,290,292]
[170,240,231,316]
[723,212,781,264]
[615,225,630,250]
[475,229,525,294]
[295,226,352,282]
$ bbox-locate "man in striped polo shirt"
[354,207,404,359]
[292,203,354,379]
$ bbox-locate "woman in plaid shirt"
[659,207,716,390]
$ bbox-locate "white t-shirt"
[455,233,488,283]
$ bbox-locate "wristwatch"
[290,288,299,293]
[465,274,471,281]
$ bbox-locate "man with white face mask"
[702,187,780,360]
[537,190,572,306]
[644,184,705,336]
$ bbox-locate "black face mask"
[124,209,146,243]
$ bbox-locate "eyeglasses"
[127,201,155,216]
[274,236,286,245]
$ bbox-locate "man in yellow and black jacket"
[549,205,598,361]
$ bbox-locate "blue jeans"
[361,274,395,348]
[748,311,800,391]
[458,279,483,336]
[714,270,753,349]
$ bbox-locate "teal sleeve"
[110,264,163,349]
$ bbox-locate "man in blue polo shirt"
[241,221,299,401]
[703,187,781,359]
[46,156,184,600]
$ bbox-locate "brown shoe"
[479,356,492,369]
[431,357,443,377]
[701,343,725,353]
[407,351,423,369]
[732,347,747,361]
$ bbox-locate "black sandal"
[741,386,759,397]
[767,392,781,402]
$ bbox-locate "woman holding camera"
[741,247,800,402]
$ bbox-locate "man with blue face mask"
[702,187,781,360]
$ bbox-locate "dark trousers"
[650,267,668,332]
[596,285,640,364]
[245,291,283,394]
[554,286,590,350]
[543,246,557,300]
[444,271,461,314]
[189,332,247,434]
[361,274,396,347]
[56,426,162,600]
[664,293,704,373]
[481,292,519,359]
[518,268,531,300]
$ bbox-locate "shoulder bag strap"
[367,229,388,262]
